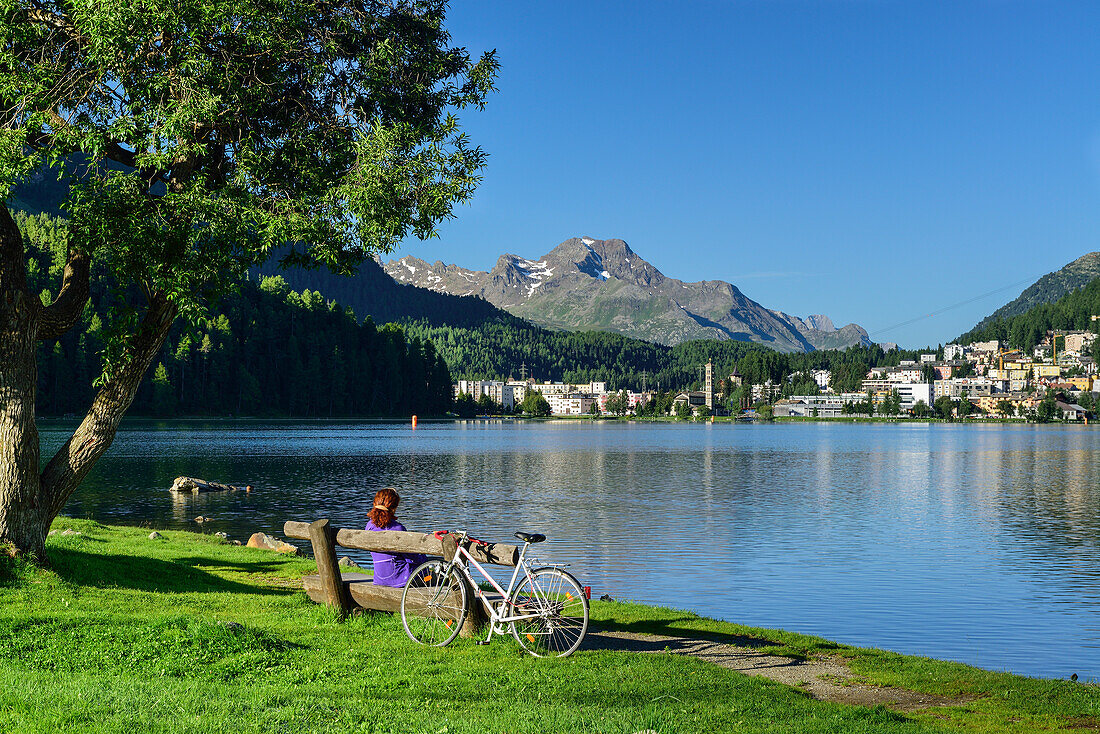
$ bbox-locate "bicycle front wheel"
[509,568,589,658]
[401,560,468,647]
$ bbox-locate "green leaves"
[3,0,497,374]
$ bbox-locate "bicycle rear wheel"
[401,560,468,647]
[509,568,589,658]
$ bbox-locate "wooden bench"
[283,519,520,636]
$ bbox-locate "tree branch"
[37,250,90,341]
[39,293,177,517]
[24,5,80,37]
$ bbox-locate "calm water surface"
[45,419,1100,681]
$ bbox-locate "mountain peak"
[803,314,836,332]
[383,237,869,352]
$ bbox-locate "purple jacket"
[365,519,428,587]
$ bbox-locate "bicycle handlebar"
[432,529,487,546]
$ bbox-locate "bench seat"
[303,572,404,612]
[303,572,471,614]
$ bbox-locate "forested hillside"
[401,318,926,394]
[259,256,519,330]
[966,252,1100,333]
[18,212,452,418]
[958,275,1100,356]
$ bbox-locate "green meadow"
[1,520,1096,733]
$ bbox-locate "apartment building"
[454,380,516,411]
[545,393,596,415]
[861,380,933,410]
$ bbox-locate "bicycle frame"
[444,537,545,630]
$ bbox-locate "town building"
[933,377,1004,399]
[751,381,783,404]
[596,391,652,413]
[1064,332,1096,354]
[1056,401,1088,421]
[773,395,846,418]
[545,393,595,415]
[670,391,708,414]
[944,344,966,361]
[454,380,516,411]
[860,380,933,411]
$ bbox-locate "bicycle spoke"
[401,561,467,647]
[509,568,589,658]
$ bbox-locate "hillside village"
[455,328,1100,421]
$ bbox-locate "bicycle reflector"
[583,586,591,600]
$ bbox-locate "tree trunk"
[0,268,46,557]
[0,207,46,558]
[0,205,177,561]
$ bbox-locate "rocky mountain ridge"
[384,237,870,352]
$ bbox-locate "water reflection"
[44,418,1100,680]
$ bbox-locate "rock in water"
[148,531,163,540]
[171,476,239,493]
[246,532,301,556]
[214,532,229,540]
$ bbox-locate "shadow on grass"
[581,630,808,671]
[590,617,781,649]
[172,554,312,577]
[48,548,296,596]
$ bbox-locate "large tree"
[0,0,496,559]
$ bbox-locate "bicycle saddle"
[514,531,546,544]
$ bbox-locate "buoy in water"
[411,415,418,428]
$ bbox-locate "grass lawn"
[1,519,1096,733]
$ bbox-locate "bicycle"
[400,530,590,657]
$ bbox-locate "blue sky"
[389,1,1100,349]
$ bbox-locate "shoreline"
[3,519,1096,733]
[35,414,1095,427]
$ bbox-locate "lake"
[44,418,1100,681]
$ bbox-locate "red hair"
[368,488,400,529]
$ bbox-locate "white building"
[944,344,966,361]
[970,340,1000,354]
[774,395,846,417]
[933,377,1002,399]
[894,382,933,411]
[506,381,528,404]
[751,381,782,403]
[529,381,607,397]
[454,380,516,411]
[812,370,832,390]
[545,392,595,415]
[858,381,933,411]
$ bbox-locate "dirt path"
[585,629,976,712]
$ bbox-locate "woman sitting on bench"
[365,488,427,587]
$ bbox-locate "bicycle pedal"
[474,640,491,646]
